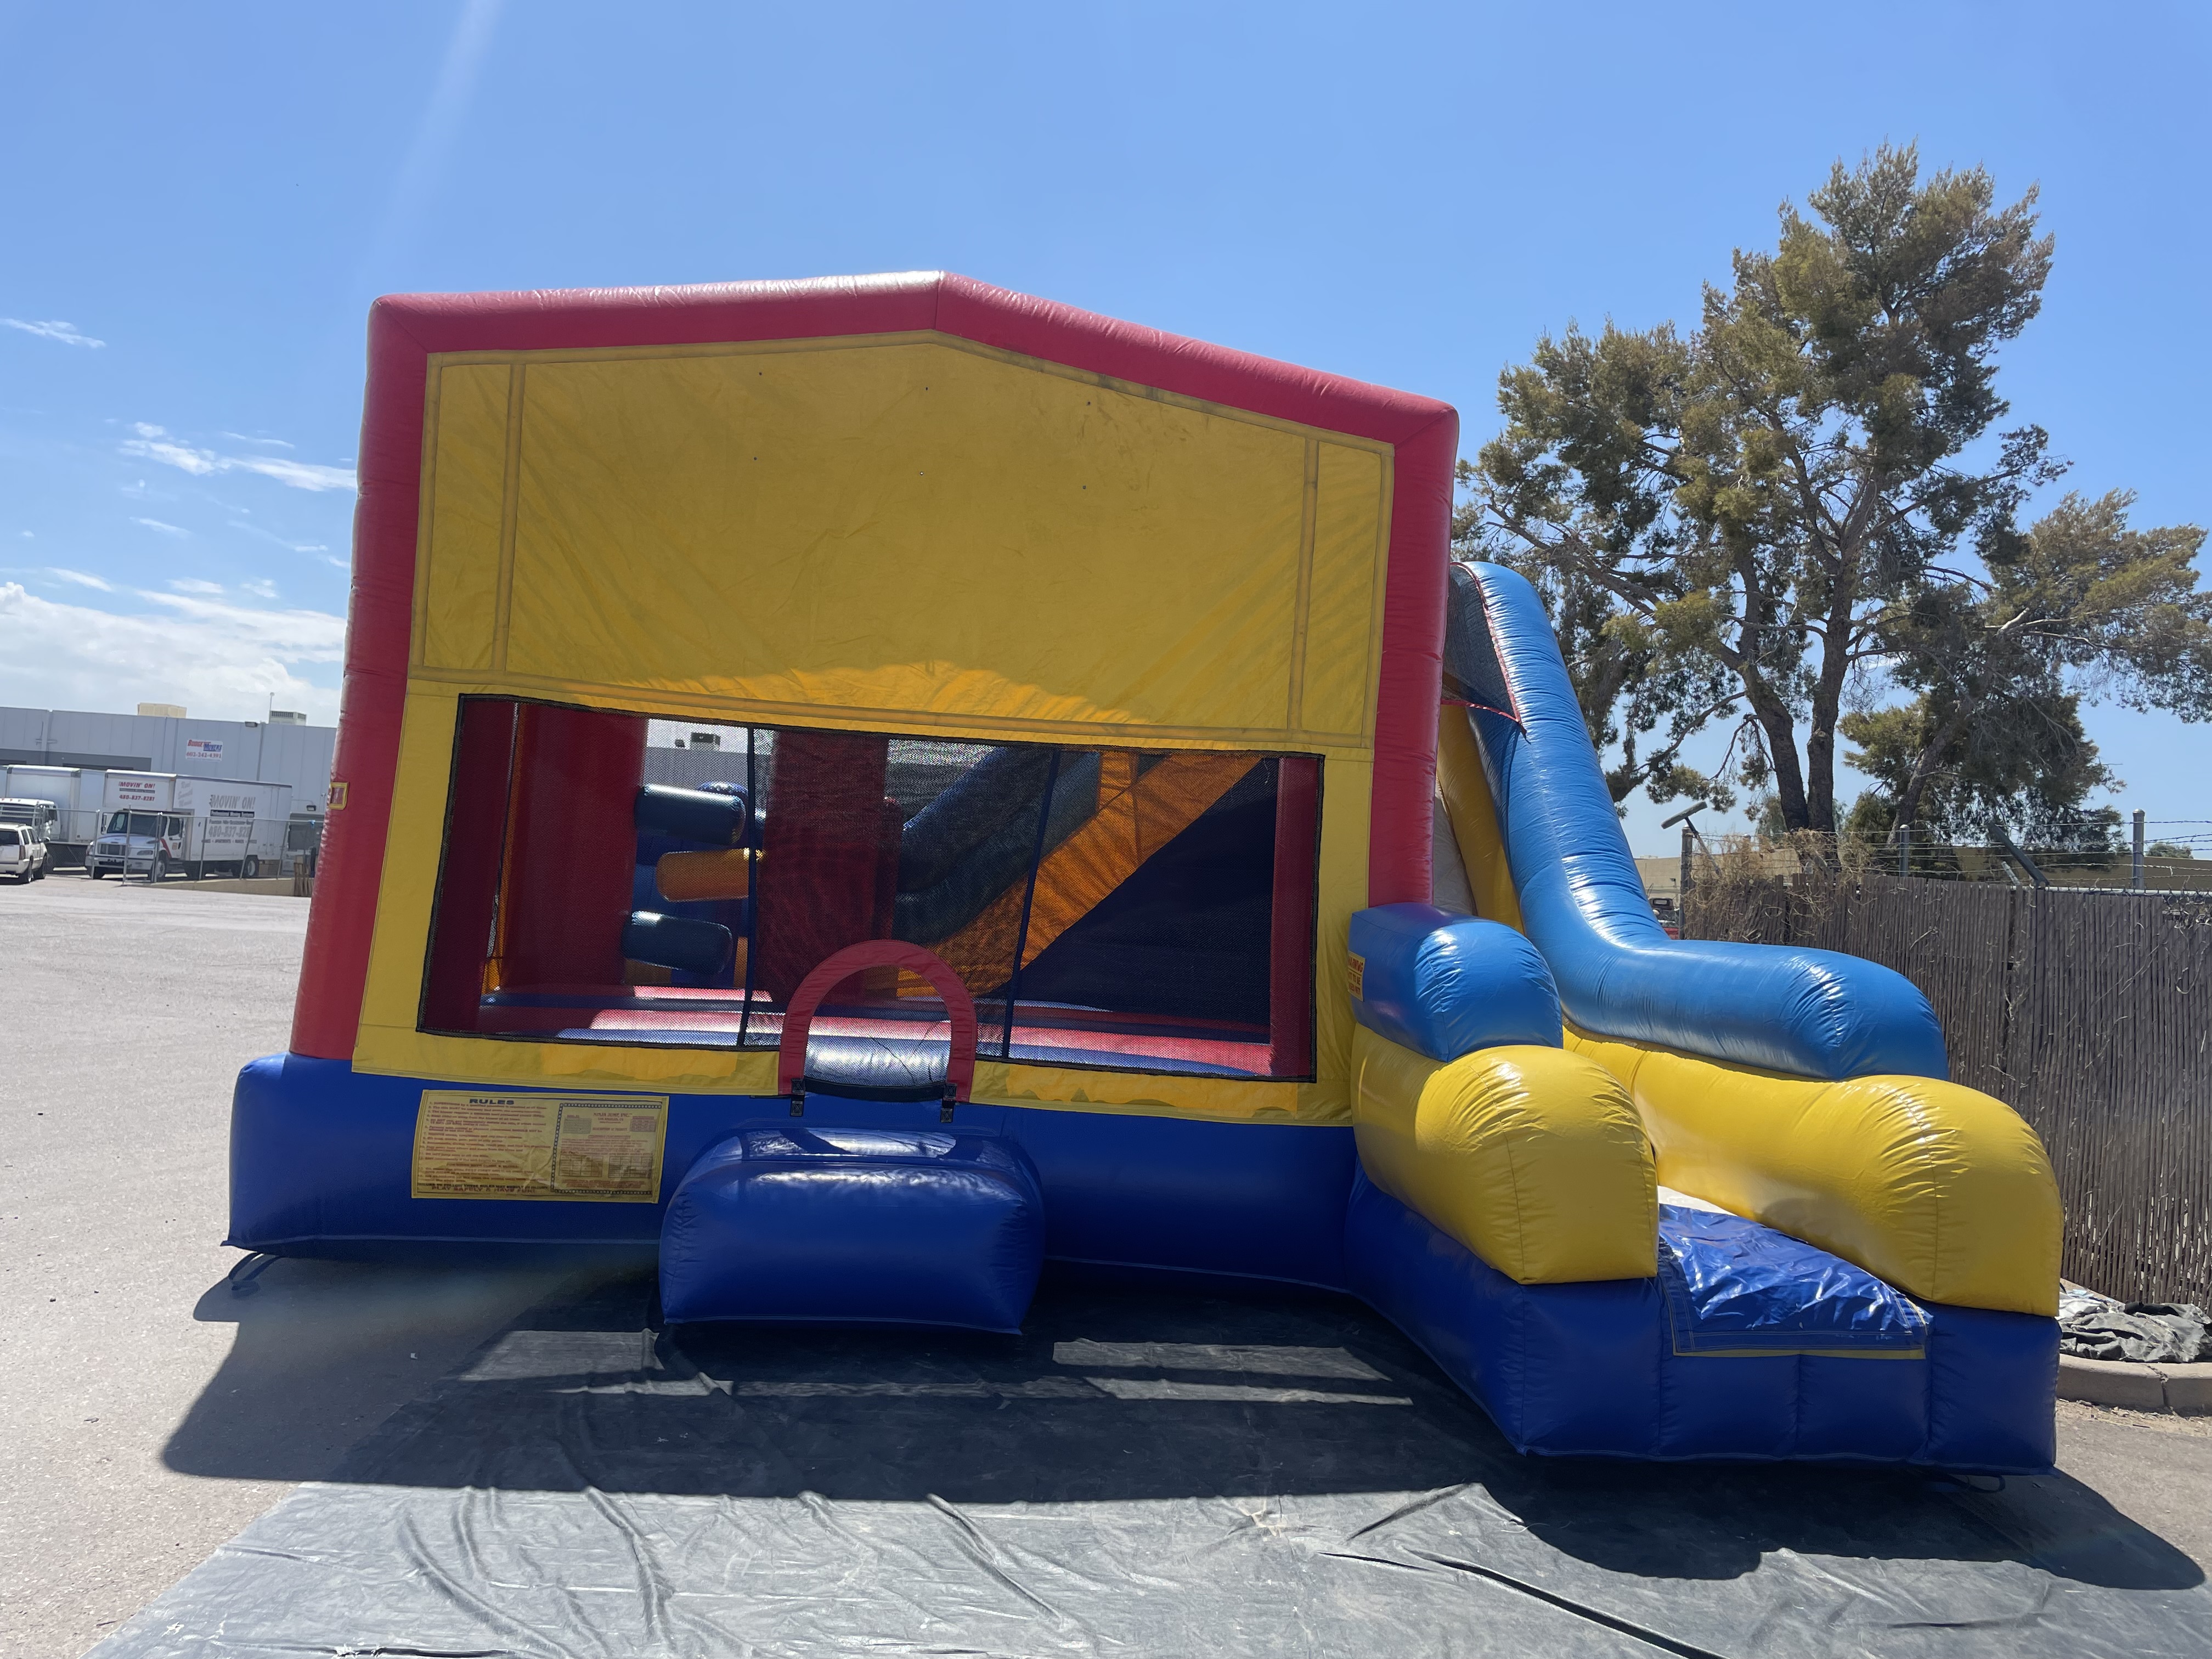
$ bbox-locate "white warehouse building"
[0,704,337,808]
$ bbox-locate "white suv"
[0,825,47,884]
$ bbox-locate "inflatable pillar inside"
[234,273,2062,1469]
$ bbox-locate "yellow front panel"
[504,339,1313,731]
[1298,442,1389,738]
[410,334,1389,747]
[416,362,510,673]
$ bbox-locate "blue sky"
[1,2,2204,851]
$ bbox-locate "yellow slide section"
[1435,710,1522,929]
[1352,1028,1656,1283]
[1570,1031,2061,1316]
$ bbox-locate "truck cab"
[0,797,60,846]
[86,810,188,880]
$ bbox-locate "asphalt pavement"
[0,876,570,1657]
[0,872,2205,1656]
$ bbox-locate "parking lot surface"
[0,876,568,1657]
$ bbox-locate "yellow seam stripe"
[397,668,1377,752]
[1285,437,1318,730]
[489,362,524,672]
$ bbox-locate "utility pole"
[2133,809,2146,890]
[1662,802,1708,931]
[1898,821,1909,879]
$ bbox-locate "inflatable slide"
[230,272,2061,1471]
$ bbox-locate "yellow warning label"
[411,1091,669,1202]
[1347,951,1365,1001]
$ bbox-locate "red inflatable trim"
[777,941,979,1099]
[290,274,1455,1059]
[418,698,515,1034]
[1368,410,1452,906]
[1267,755,1321,1077]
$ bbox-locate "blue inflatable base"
[1344,1172,2056,1473]
[231,1055,2057,1471]
[228,1054,1356,1290]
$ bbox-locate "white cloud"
[168,577,224,594]
[134,516,191,536]
[228,520,331,556]
[235,455,357,492]
[241,578,278,599]
[19,531,31,539]
[220,432,295,449]
[123,435,218,476]
[3,318,105,349]
[121,429,357,493]
[48,567,114,591]
[0,582,343,723]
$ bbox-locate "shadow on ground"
[162,1253,624,1482]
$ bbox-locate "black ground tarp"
[96,1271,2210,1658]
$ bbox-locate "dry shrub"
[1681,831,1882,944]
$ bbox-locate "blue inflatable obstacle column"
[1338,905,2057,1470]
[658,941,1046,1334]
[625,783,752,986]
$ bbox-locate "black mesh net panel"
[1015,758,1278,1030]
[427,701,1318,1081]
[1443,561,1520,723]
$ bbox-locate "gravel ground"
[0,874,2204,1656]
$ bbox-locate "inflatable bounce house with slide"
[233,274,2063,1469]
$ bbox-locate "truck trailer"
[0,764,110,867]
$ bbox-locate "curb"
[2059,1355,2212,1414]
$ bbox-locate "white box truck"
[0,764,110,867]
[84,772,292,880]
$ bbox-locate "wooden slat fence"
[1685,873,2212,1305]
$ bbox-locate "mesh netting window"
[422,699,1320,1081]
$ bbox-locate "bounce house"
[233,273,2062,1469]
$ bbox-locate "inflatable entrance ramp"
[233,272,2059,1471]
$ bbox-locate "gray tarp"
[95,1273,2210,1658]
[2059,1281,2212,1365]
